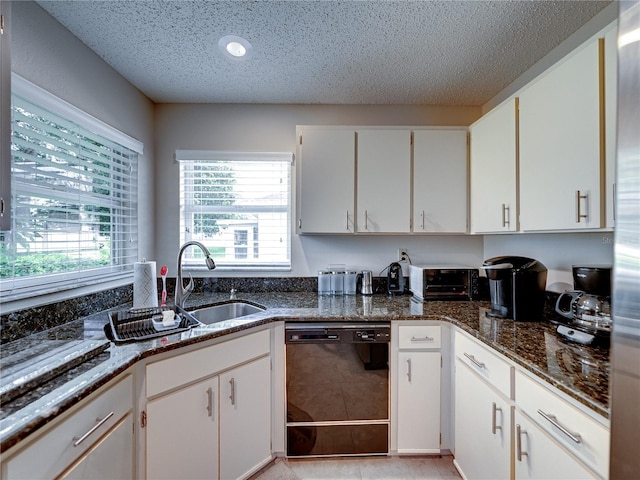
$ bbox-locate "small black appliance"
[482,256,547,321]
[554,265,612,346]
[387,262,405,295]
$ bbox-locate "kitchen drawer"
[398,325,441,350]
[455,330,512,398]
[146,328,270,398]
[515,370,609,478]
[4,374,133,480]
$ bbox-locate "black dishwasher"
[285,323,390,457]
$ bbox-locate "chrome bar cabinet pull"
[491,402,502,434]
[463,352,486,369]
[576,190,588,223]
[406,358,412,382]
[73,411,114,447]
[537,409,582,444]
[516,424,528,461]
[206,387,214,417]
[229,378,236,405]
[411,335,434,342]
[502,204,510,227]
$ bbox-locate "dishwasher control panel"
[354,329,390,342]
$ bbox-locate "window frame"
[0,75,143,302]
[176,150,293,272]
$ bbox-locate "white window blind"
[0,78,140,300]
[177,150,293,270]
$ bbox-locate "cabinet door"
[146,377,219,480]
[519,38,603,231]
[515,411,596,479]
[357,129,411,233]
[454,359,511,480]
[219,355,271,480]
[469,98,518,233]
[397,351,441,452]
[60,414,134,480]
[604,24,617,229]
[297,126,355,233]
[413,129,468,233]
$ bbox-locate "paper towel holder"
[175,241,216,308]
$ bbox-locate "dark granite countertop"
[0,292,610,453]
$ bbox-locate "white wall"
[154,103,484,277]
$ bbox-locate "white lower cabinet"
[2,373,134,480]
[146,377,219,480]
[397,351,441,452]
[219,356,272,480]
[453,330,609,480]
[515,370,609,479]
[454,357,511,480]
[144,329,272,480]
[60,413,135,480]
[514,410,596,479]
[394,323,442,453]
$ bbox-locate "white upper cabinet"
[413,129,468,233]
[470,98,518,233]
[604,23,617,229]
[296,126,355,234]
[356,129,411,233]
[519,37,603,231]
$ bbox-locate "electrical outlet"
[398,248,409,262]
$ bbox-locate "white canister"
[318,270,332,295]
[344,271,358,295]
[330,271,344,295]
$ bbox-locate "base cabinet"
[394,324,442,453]
[2,374,134,480]
[219,356,272,480]
[146,377,219,480]
[397,351,441,452]
[60,413,135,480]
[454,358,511,480]
[514,410,596,479]
[144,329,272,480]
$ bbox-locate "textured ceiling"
[36,0,611,105]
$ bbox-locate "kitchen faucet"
[175,241,216,308]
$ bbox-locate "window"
[0,75,142,301]
[177,150,293,270]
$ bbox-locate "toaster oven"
[409,265,480,301]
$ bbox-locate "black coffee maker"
[554,265,612,345]
[482,256,548,321]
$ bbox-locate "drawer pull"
[72,411,114,447]
[411,335,434,342]
[491,402,502,434]
[463,352,486,369]
[516,424,528,461]
[537,409,582,444]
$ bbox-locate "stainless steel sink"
[189,301,266,325]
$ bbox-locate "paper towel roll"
[133,260,158,309]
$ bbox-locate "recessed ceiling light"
[218,35,253,61]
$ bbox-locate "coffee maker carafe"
[482,256,548,321]
[555,265,612,344]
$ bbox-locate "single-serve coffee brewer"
[482,256,548,321]
[555,265,612,345]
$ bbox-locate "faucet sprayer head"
[205,256,216,270]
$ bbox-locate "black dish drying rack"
[106,306,199,343]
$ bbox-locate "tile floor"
[250,455,462,480]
